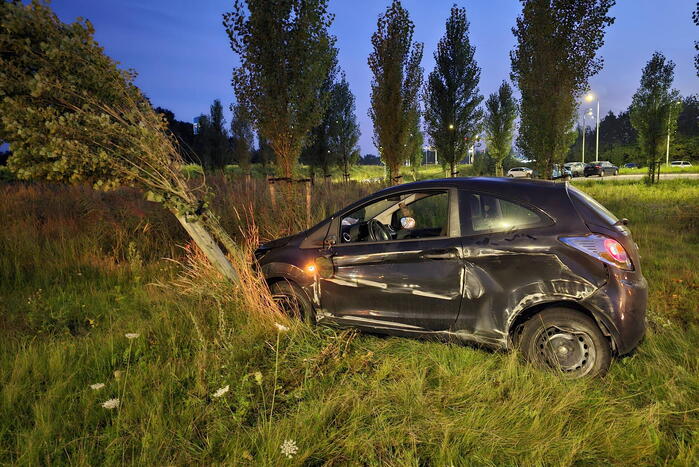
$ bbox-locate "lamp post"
[581,109,593,164]
[585,93,600,162]
[666,100,682,166]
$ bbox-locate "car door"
[318,188,464,331]
[452,190,560,345]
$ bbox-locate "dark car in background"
[564,161,586,177]
[584,161,618,177]
[623,163,639,169]
[255,178,647,378]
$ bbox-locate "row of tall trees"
[369,2,519,181]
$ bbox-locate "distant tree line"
[1,0,695,187]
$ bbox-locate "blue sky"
[50,0,698,155]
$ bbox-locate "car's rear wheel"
[614,170,618,176]
[269,280,315,324]
[518,308,611,378]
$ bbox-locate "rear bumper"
[582,268,647,355]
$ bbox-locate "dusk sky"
[52,0,698,155]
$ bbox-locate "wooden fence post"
[174,213,240,284]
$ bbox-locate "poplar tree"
[328,74,361,182]
[629,52,681,184]
[484,82,518,176]
[224,0,337,179]
[424,5,483,177]
[511,0,615,178]
[368,0,423,183]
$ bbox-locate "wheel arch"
[507,300,619,354]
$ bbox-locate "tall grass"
[0,178,697,465]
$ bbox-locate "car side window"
[340,191,449,243]
[465,193,545,233]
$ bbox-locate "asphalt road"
[570,173,699,182]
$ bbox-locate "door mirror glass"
[400,216,416,229]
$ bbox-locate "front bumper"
[582,267,647,355]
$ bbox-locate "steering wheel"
[367,219,391,242]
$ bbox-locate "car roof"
[372,177,568,202]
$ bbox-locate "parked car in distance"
[507,167,533,178]
[564,162,586,177]
[670,161,692,167]
[584,161,618,177]
[623,163,639,169]
[551,165,573,180]
[255,178,647,378]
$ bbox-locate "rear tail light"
[560,235,633,270]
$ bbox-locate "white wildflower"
[274,323,289,333]
[124,333,140,339]
[101,398,120,409]
[212,385,229,398]
[90,383,105,390]
[280,439,298,459]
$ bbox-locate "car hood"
[257,232,304,251]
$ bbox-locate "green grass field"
[1,178,697,465]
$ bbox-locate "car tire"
[270,280,315,324]
[614,170,618,176]
[517,308,612,378]
[599,170,604,177]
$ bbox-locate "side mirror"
[324,234,337,247]
[400,217,416,229]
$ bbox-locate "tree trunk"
[305,181,312,229]
[174,213,240,284]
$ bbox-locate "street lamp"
[585,93,600,162]
[666,100,683,166]
[581,109,593,163]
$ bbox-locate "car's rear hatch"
[566,185,642,272]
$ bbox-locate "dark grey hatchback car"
[255,178,647,377]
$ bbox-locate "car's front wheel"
[270,280,315,324]
[518,308,612,378]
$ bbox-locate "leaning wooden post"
[174,213,240,284]
[302,178,312,229]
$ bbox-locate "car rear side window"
[465,193,546,233]
[568,185,618,225]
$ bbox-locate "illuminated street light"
[448,123,454,130]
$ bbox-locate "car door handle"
[420,248,458,260]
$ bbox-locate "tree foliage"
[300,61,339,180]
[224,0,337,179]
[0,0,242,283]
[424,5,483,177]
[693,3,699,78]
[629,52,680,183]
[484,81,518,176]
[194,99,233,169]
[328,73,361,181]
[368,0,423,183]
[405,110,424,180]
[155,107,196,162]
[510,0,615,178]
[230,102,254,173]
